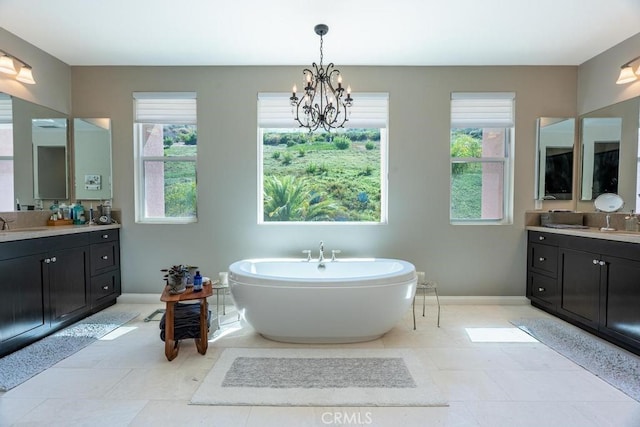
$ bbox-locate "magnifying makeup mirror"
[594,193,624,231]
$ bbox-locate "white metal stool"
[413,281,440,329]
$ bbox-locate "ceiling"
[1,0,640,67]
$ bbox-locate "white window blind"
[451,92,515,128]
[258,92,388,128]
[0,94,12,124]
[133,92,197,124]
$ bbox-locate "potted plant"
[161,264,191,294]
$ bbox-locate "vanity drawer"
[91,271,120,302]
[90,229,119,244]
[528,231,560,246]
[528,273,556,306]
[90,241,119,275]
[529,243,558,276]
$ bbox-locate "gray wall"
[70,65,577,295]
[578,32,640,115]
[0,28,71,114]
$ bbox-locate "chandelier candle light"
[290,24,353,132]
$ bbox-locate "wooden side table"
[160,282,213,361]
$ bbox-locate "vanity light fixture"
[615,55,640,85]
[0,49,36,85]
[289,24,353,132]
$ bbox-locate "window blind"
[133,92,197,124]
[0,94,12,124]
[258,92,388,128]
[451,92,515,128]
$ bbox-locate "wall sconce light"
[0,49,36,85]
[615,55,640,85]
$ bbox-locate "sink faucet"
[318,241,325,262]
[0,216,10,230]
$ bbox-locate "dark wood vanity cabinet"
[0,228,121,357]
[527,230,640,355]
[527,231,560,310]
[47,234,91,326]
[89,229,121,309]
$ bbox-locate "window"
[133,92,197,223]
[450,92,515,224]
[0,94,13,211]
[257,93,388,223]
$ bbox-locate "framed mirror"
[32,118,68,200]
[535,117,575,200]
[73,118,112,200]
[0,92,69,211]
[580,117,622,201]
[578,97,639,212]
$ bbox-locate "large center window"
[258,93,388,223]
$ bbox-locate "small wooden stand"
[46,219,73,226]
[160,282,213,361]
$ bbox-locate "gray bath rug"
[0,311,139,391]
[512,317,640,402]
[191,348,448,407]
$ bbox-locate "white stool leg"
[434,286,440,327]
[412,294,417,330]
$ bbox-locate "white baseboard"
[118,293,528,306]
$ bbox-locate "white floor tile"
[1,302,638,427]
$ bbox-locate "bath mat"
[512,317,640,402]
[190,348,448,407]
[0,311,139,391]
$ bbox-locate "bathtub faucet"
[318,241,325,263]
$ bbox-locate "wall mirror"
[535,117,575,200]
[578,98,639,212]
[580,117,621,201]
[0,93,69,211]
[73,118,112,200]
[32,118,68,200]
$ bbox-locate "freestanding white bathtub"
[228,258,417,343]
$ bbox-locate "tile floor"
[1,300,640,427]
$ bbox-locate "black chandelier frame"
[290,24,353,132]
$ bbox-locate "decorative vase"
[168,276,187,295]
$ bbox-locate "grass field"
[262,140,382,221]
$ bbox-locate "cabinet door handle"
[44,258,51,264]
[599,260,606,266]
[101,255,109,260]
[593,259,599,265]
[538,257,546,262]
[50,256,57,263]
[102,234,109,239]
[538,287,546,292]
[102,285,110,290]
[538,236,545,241]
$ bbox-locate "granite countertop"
[0,223,121,243]
[527,225,640,244]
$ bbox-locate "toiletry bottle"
[60,203,70,220]
[625,210,639,232]
[73,201,85,225]
[49,200,59,219]
[193,271,203,292]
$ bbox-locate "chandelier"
[290,24,353,132]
